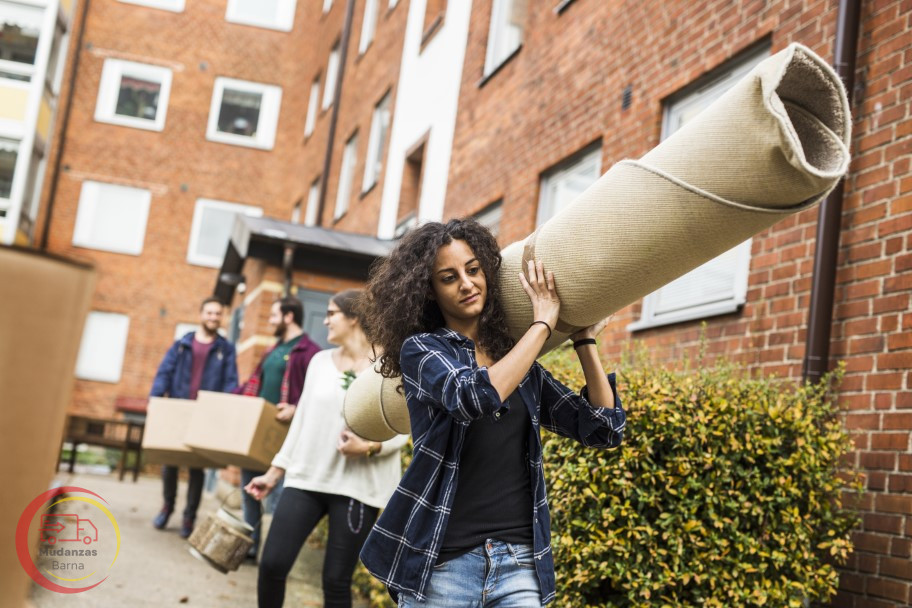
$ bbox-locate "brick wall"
[445,1,910,605]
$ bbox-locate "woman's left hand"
[570,315,613,342]
[337,428,377,458]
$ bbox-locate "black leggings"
[258,488,378,608]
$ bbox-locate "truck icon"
[39,514,98,545]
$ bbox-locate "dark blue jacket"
[150,332,239,398]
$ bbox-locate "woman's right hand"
[243,474,276,501]
[519,259,560,332]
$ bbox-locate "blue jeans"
[240,468,283,550]
[398,540,542,607]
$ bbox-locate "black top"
[437,390,535,564]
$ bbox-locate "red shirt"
[189,337,215,399]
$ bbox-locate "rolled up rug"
[343,362,410,442]
[345,43,851,440]
[501,42,851,350]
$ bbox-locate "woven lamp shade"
[344,43,851,440]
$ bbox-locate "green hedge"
[355,348,858,607]
[541,347,858,607]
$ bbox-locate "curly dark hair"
[363,218,514,378]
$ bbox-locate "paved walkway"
[28,471,365,607]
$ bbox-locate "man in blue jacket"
[149,296,238,538]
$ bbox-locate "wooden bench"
[59,416,145,482]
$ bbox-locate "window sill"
[420,14,444,52]
[478,45,522,89]
[627,300,744,332]
[205,131,275,150]
[554,0,578,15]
[360,181,377,199]
[94,114,165,132]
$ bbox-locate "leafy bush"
[355,349,858,607]
[541,347,859,607]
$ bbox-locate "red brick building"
[37,0,909,605]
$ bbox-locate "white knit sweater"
[271,349,409,509]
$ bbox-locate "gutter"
[39,0,91,250]
[315,0,356,227]
[802,0,863,383]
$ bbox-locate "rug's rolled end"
[343,363,410,442]
[764,42,851,184]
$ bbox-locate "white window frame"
[322,43,340,110]
[334,133,359,220]
[187,198,263,267]
[361,91,391,192]
[72,181,152,255]
[536,145,600,226]
[0,138,20,216]
[117,0,186,12]
[359,0,380,54]
[394,212,417,238]
[0,1,43,84]
[484,0,524,77]
[629,46,769,332]
[94,59,173,131]
[473,200,503,237]
[304,77,320,137]
[206,77,283,150]
[225,0,298,32]
[304,177,320,226]
[75,312,130,384]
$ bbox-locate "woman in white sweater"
[245,289,409,608]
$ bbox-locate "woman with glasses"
[245,289,409,608]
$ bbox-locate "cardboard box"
[142,398,221,468]
[184,391,289,470]
[0,246,95,607]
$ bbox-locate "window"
[398,138,426,225]
[72,181,151,255]
[291,199,302,223]
[0,2,42,83]
[484,0,526,76]
[206,77,282,150]
[225,0,297,32]
[537,143,600,226]
[304,177,320,226]
[75,312,130,383]
[422,0,446,44]
[94,59,173,131]
[323,0,333,13]
[322,43,340,110]
[630,45,769,331]
[334,133,358,220]
[359,0,379,54]
[117,0,186,12]
[473,200,502,237]
[187,198,263,267]
[304,77,320,136]
[0,138,18,214]
[394,213,417,238]
[362,91,391,192]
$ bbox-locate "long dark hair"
[331,288,366,332]
[363,219,514,378]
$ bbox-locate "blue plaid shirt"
[360,328,626,605]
